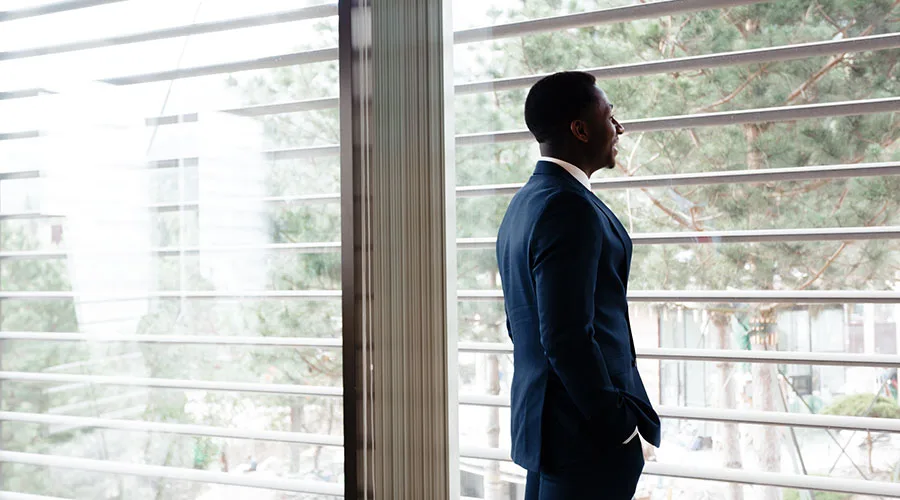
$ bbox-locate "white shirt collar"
[538,156,591,191]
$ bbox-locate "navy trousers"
[524,437,644,500]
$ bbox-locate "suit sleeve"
[531,192,636,442]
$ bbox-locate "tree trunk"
[746,120,781,500]
[753,358,782,500]
[314,399,336,474]
[484,353,507,500]
[744,124,765,171]
[751,313,782,500]
[713,312,744,500]
[484,272,508,500]
[867,432,874,474]
[291,403,303,473]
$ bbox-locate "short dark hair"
[524,71,599,144]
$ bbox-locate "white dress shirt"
[538,156,640,446]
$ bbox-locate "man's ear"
[570,119,589,143]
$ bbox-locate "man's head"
[524,71,624,174]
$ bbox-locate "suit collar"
[537,156,591,190]
[534,161,589,192]
[534,159,631,248]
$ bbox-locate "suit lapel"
[588,194,632,279]
[587,192,638,360]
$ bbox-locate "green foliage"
[455,0,900,334]
[822,393,900,419]
[192,436,219,469]
[783,489,851,500]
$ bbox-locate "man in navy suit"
[496,71,661,499]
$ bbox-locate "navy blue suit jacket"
[496,161,661,473]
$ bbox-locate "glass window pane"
[0,2,342,498]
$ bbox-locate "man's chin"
[607,149,618,168]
